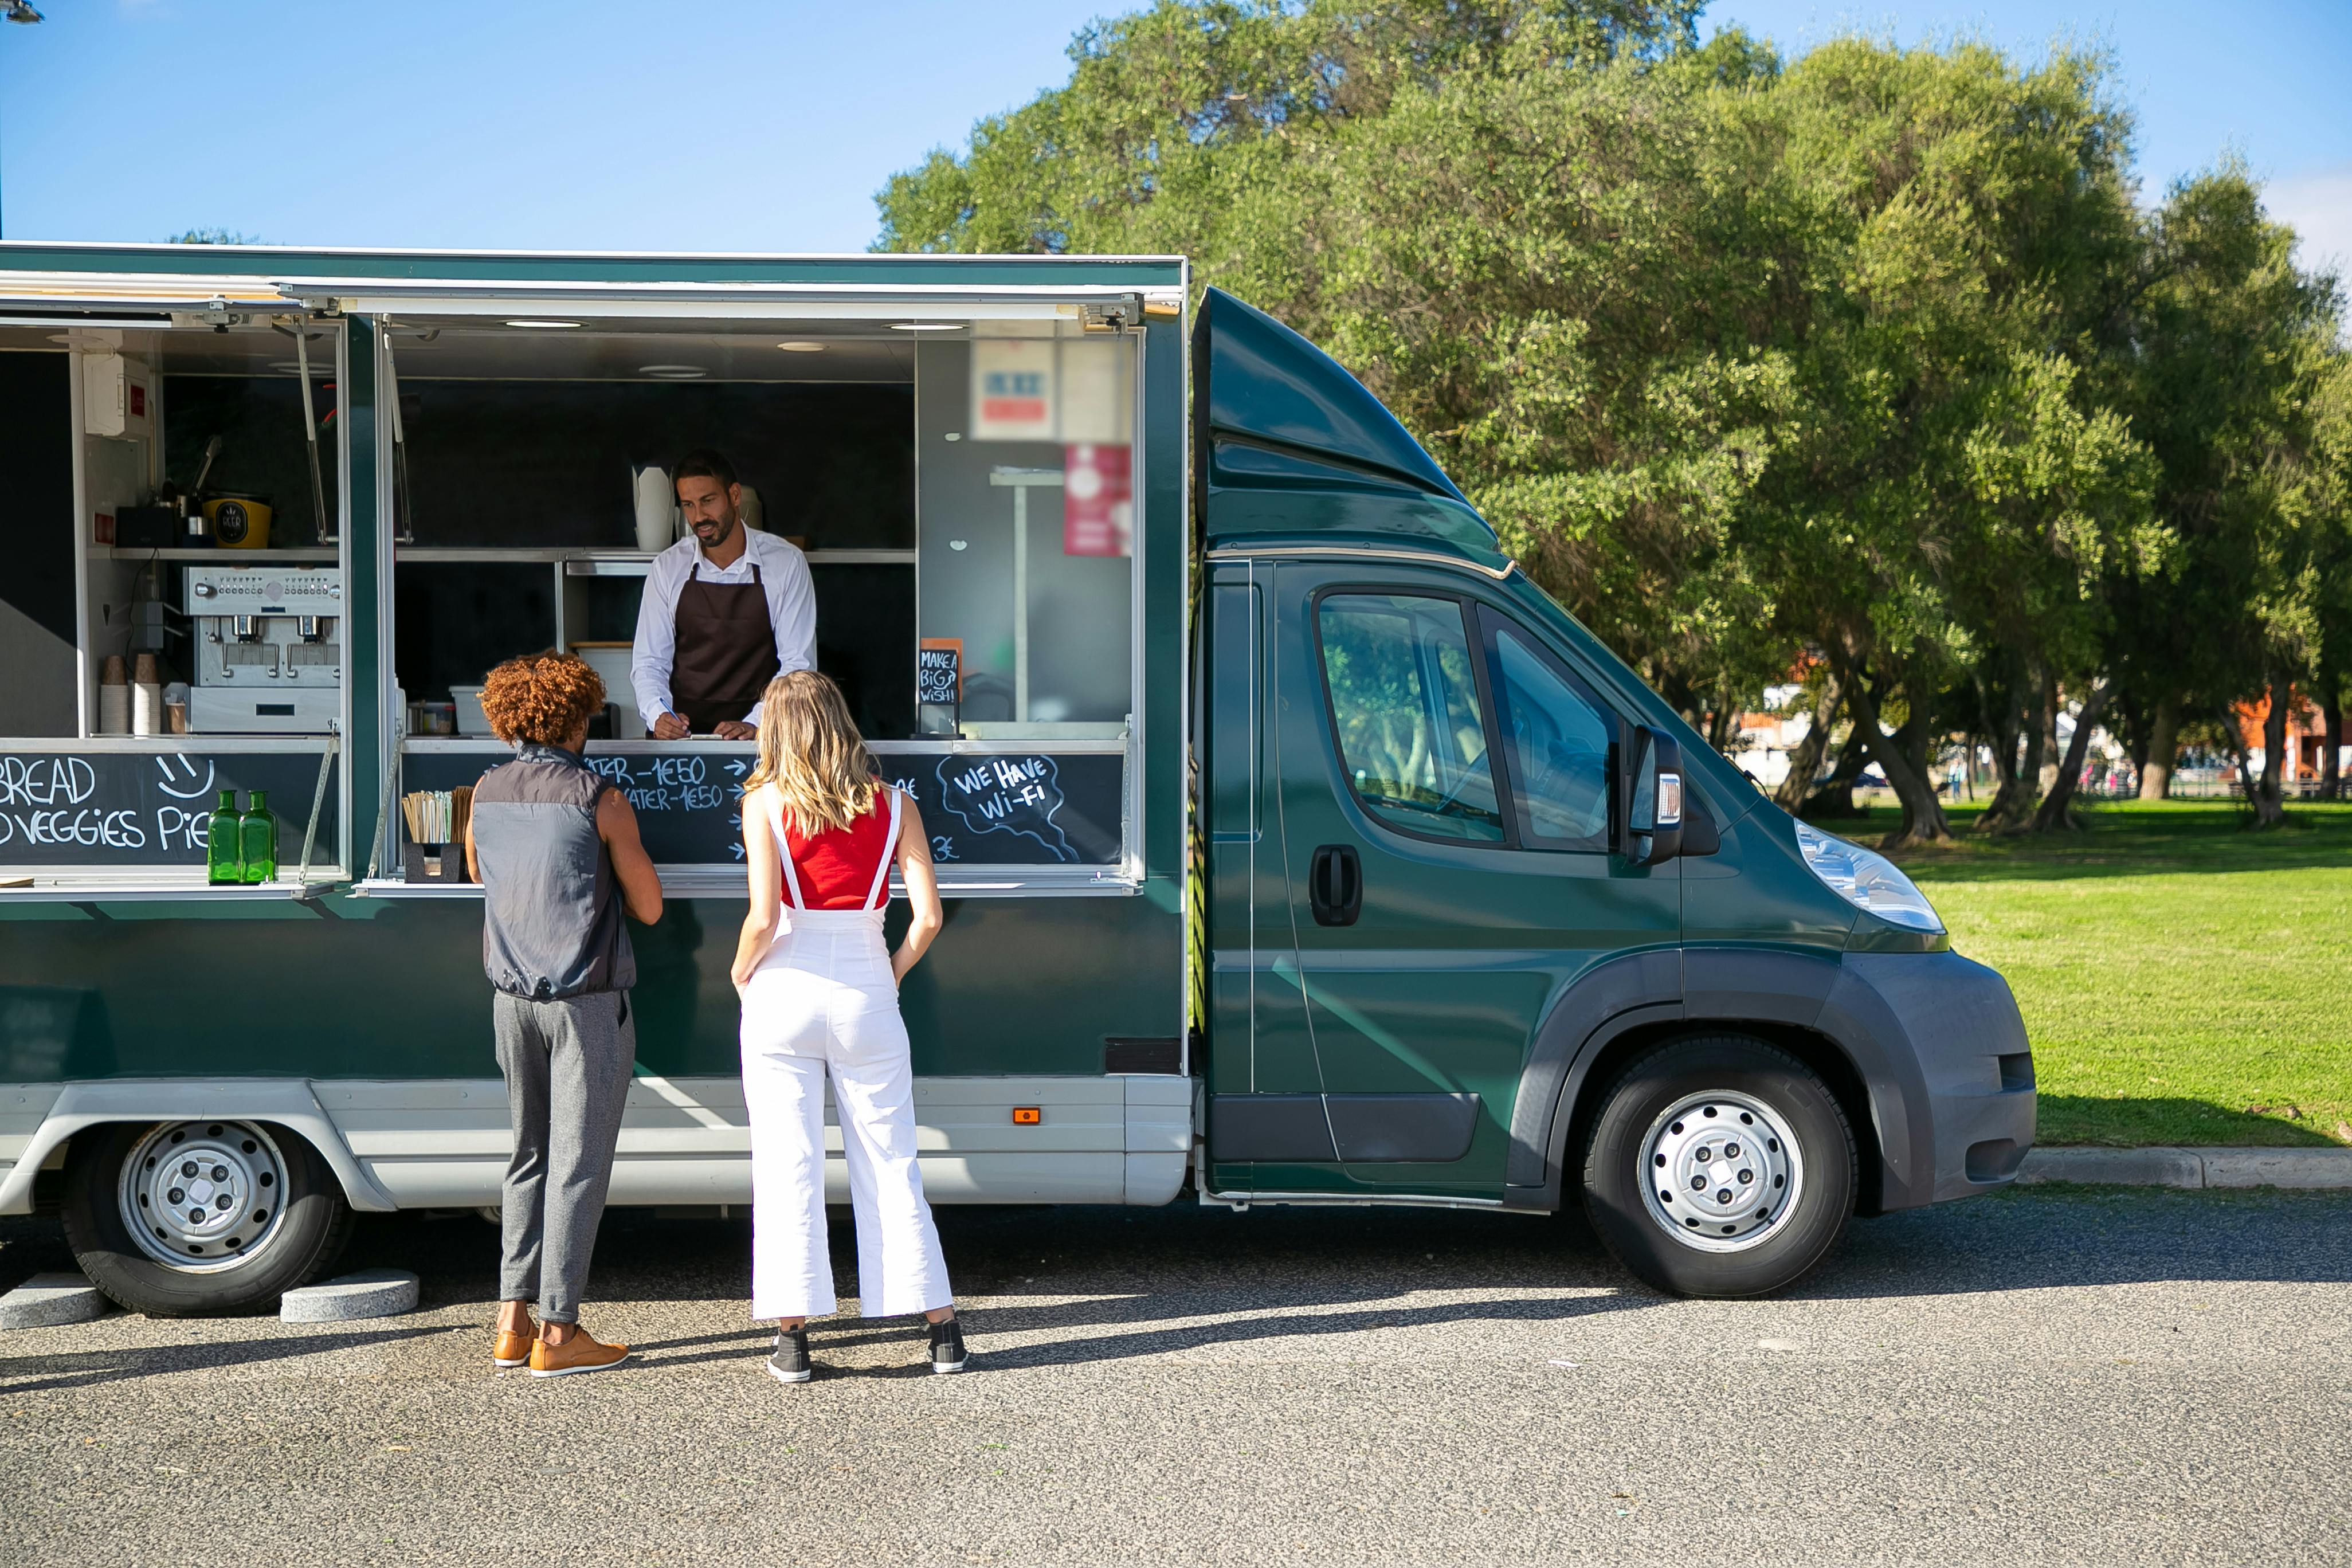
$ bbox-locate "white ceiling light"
[507,319,581,329]
[269,361,331,377]
[776,340,828,352]
[889,322,960,331]
[638,363,707,379]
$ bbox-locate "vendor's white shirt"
[630,527,817,727]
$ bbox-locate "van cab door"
[1270,566,1675,1204]
[1224,559,1680,1199]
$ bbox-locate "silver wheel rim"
[1637,1091,1804,1254]
[117,1121,291,1273]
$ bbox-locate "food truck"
[0,244,2033,1314]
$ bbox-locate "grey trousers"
[493,989,634,1323]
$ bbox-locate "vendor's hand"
[651,711,690,740]
[712,720,758,741]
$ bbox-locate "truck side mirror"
[1645,731,1684,865]
[1614,723,1683,867]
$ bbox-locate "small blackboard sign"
[916,642,961,705]
[403,744,1122,869]
[0,748,339,867]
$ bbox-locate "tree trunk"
[2138,697,2178,801]
[1773,675,1843,813]
[2033,665,2060,798]
[1840,659,1953,848]
[1704,674,1738,756]
[2031,676,2115,832]
[2320,677,2342,802]
[1978,681,2030,830]
[1802,726,1871,819]
[2226,688,2288,829]
[2256,672,2291,822]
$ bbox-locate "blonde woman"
[730,670,964,1382]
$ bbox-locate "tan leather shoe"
[491,1322,537,1369]
[529,1329,630,1378]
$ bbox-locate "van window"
[1488,621,1613,850]
[1315,594,1504,844]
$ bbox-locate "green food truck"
[0,244,2033,1314]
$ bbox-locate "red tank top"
[779,790,897,910]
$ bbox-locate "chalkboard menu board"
[0,748,339,866]
[402,746,1122,868]
[916,645,961,706]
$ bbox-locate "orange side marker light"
[1012,1107,1042,1125]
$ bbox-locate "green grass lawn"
[1852,797,2352,1147]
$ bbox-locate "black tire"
[1580,1034,1855,1298]
[62,1120,354,1317]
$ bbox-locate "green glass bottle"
[205,788,242,885]
[238,789,278,885]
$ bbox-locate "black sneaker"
[769,1328,812,1385]
[927,1314,969,1374]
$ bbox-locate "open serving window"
[361,303,1144,896]
[0,307,350,898]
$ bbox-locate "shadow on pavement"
[7,1184,2348,1382]
[0,1322,457,1395]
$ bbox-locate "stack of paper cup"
[98,655,131,735]
[633,464,675,552]
[131,653,163,738]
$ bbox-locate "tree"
[1735,39,2156,844]
[2110,169,2348,828]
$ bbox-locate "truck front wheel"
[1580,1036,1855,1298]
[61,1120,354,1317]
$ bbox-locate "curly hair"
[477,652,606,747]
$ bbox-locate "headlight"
[1793,821,1944,932]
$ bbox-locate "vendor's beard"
[695,515,736,544]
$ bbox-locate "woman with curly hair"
[463,651,664,1377]
[731,669,965,1382]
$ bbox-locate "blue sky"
[0,1,2345,269]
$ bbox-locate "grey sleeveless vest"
[472,744,636,999]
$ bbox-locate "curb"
[281,1268,420,1323]
[0,1272,111,1330]
[2018,1146,2352,1190]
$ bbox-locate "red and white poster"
[1063,443,1132,557]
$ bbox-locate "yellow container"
[206,496,273,550]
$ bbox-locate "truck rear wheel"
[61,1120,354,1317]
[1580,1035,1855,1298]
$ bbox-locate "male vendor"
[630,448,816,740]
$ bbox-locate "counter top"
[352,865,1137,900]
[0,875,337,903]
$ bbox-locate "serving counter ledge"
[351,865,1142,899]
[0,873,339,903]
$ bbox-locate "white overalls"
[739,785,952,1322]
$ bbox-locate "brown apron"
[671,561,780,731]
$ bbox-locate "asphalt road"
[2,1186,2348,1568]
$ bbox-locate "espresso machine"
[185,565,343,733]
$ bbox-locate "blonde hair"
[744,670,880,837]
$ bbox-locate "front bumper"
[1820,951,2036,1211]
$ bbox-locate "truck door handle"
[1310,844,1362,927]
